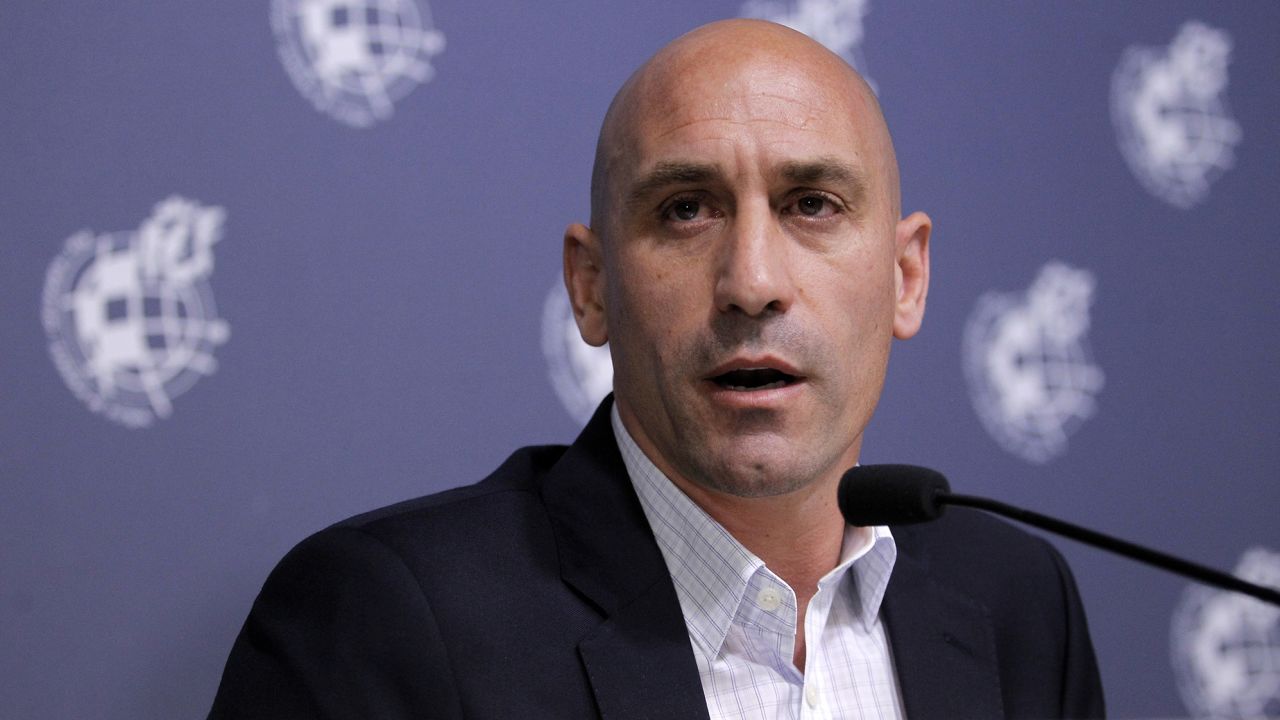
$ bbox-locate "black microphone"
[837,464,951,525]
[838,464,1280,607]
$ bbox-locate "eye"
[660,195,718,225]
[670,200,701,221]
[797,196,826,216]
[787,193,838,218]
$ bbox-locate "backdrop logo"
[541,281,612,424]
[740,0,874,87]
[271,0,445,128]
[1172,547,1280,719]
[41,197,230,428]
[962,262,1103,464]
[1111,21,1241,209]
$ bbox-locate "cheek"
[811,257,897,367]
[814,248,894,311]
[618,249,704,314]
[608,267,692,365]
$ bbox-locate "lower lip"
[701,378,807,409]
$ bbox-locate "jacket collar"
[540,397,710,719]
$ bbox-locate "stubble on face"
[631,299,835,497]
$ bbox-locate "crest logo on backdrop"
[1171,547,1280,719]
[541,281,612,424]
[740,0,875,88]
[1111,21,1241,209]
[271,0,445,128]
[962,262,1104,464]
[41,197,230,428]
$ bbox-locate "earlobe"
[563,223,609,346]
[892,211,931,340]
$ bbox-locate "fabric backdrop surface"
[2,2,1277,718]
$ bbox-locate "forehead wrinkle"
[648,84,830,140]
[649,114,817,143]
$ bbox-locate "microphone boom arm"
[944,493,1280,607]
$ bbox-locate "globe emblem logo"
[541,281,613,424]
[1172,547,1280,719]
[271,0,445,128]
[962,262,1104,464]
[41,197,230,428]
[1111,21,1241,209]
[740,0,875,89]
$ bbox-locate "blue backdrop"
[3,2,1277,718]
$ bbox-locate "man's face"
[571,38,928,499]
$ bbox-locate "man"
[210,19,1104,719]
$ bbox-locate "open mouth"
[710,368,799,391]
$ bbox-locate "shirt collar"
[610,405,897,658]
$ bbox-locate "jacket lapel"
[542,399,709,720]
[882,525,1005,718]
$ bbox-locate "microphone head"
[838,465,951,526]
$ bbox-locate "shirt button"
[756,586,782,611]
[805,684,819,708]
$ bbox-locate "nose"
[713,203,795,317]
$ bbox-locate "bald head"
[589,19,901,239]
[561,18,932,505]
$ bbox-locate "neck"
[669,472,847,595]
[612,400,858,672]
[672,471,847,674]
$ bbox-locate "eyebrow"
[777,157,865,192]
[624,161,721,211]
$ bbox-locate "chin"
[690,451,814,499]
[706,473,810,499]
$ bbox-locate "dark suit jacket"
[210,400,1104,718]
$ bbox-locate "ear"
[563,223,609,346]
[892,211,931,340]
